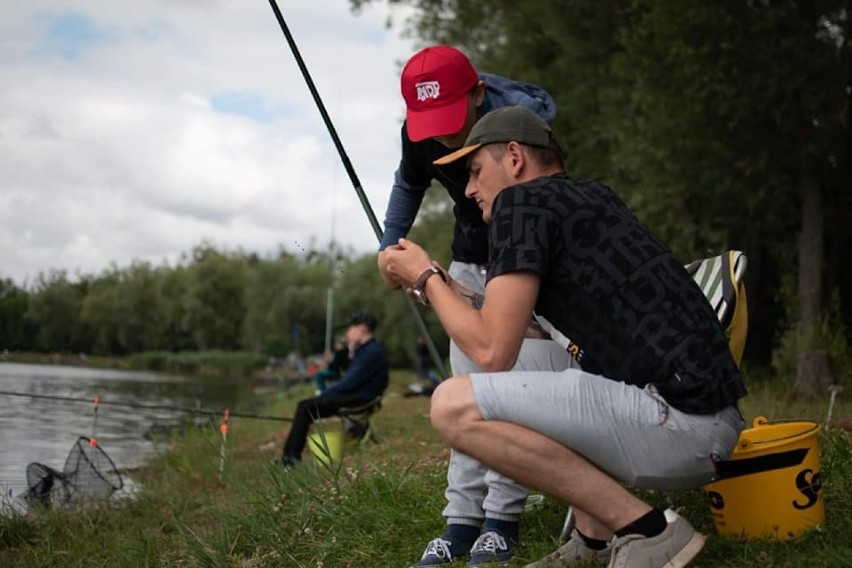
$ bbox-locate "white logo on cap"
[415,81,440,102]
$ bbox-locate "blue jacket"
[379,72,557,262]
[322,338,388,400]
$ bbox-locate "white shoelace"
[422,537,453,560]
[471,531,508,553]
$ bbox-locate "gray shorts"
[448,261,487,294]
[470,369,744,490]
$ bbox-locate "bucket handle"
[737,416,821,450]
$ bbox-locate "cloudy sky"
[0,0,418,287]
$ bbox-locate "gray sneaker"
[606,509,705,568]
[412,537,459,566]
[523,529,611,567]
[468,530,516,566]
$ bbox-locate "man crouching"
[383,106,746,568]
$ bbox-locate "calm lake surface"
[0,362,261,501]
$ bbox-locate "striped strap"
[685,251,747,328]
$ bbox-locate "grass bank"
[1,372,851,567]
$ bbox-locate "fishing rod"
[0,390,293,422]
[266,0,448,381]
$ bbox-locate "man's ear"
[473,81,486,107]
[505,141,526,177]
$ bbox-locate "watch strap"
[413,266,447,304]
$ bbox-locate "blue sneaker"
[412,536,461,566]
[468,530,516,566]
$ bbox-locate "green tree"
[0,277,33,351]
[157,264,193,351]
[242,247,332,357]
[80,268,122,355]
[114,262,171,353]
[26,270,90,353]
[242,254,297,355]
[181,245,248,351]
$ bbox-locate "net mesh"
[63,437,123,499]
[21,436,123,509]
[24,463,72,508]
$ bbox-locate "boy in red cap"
[379,45,556,294]
[377,46,562,567]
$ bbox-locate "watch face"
[413,288,428,305]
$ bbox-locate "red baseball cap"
[401,45,479,142]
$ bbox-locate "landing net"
[21,436,123,509]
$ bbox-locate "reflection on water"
[0,362,259,499]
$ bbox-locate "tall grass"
[1,371,850,567]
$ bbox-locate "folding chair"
[558,250,749,541]
[336,395,383,444]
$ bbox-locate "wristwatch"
[412,266,447,305]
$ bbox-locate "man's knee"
[430,375,478,444]
[295,398,317,418]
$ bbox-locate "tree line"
[0,195,455,370]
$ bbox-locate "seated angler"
[279,309,388,467]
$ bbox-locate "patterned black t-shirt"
[486,174,747,415]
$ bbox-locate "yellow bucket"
[704,416,824,540]
[308,430,344,466]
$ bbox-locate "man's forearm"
[424,276,533,371]
[381,238,540,368]
[447,275,547,339]
[379,171,426,250]
[448,278,484,310]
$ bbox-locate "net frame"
[63,436,124,499]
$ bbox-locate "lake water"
[0,362,262,504]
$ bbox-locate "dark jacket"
[327,346,350,375]
[322,338,388,400]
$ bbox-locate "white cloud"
[0,0,415,286]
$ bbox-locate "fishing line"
[0,390,293,422]
[266,0,448,380]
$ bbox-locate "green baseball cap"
[433,105,562,166]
